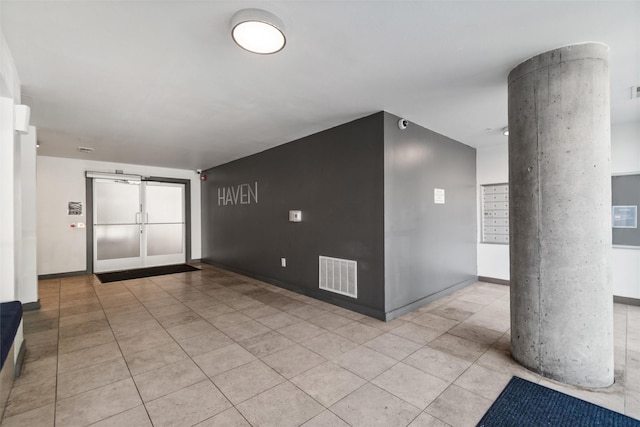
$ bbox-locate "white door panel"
[143,182,185,267]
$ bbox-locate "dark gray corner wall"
[202,113,386,318]
[383,112,477,317]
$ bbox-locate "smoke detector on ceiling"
[77,146,94,153]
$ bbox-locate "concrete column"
[508,43,613,387]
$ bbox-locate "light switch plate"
[289,210,302,222]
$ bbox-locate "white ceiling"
[2,1,639,170]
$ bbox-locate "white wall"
[0,96,17,302]
[476,144,510,280]
[19,127,38,303]
[37,156,202,276]
[1,29,26,362]
[611,122,640,299]
[0,28,22,302]
[612,122,640,175]
[0,32,21,100]
[476,122,640,299]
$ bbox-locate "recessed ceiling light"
[231,9,286,55]
[502,127,509,136]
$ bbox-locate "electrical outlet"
[281,258,286,267]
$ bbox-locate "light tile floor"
[1,263,639,426]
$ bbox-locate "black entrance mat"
[96,264,200,283]
[477,376,640,427]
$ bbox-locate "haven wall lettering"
[217,181,258,206]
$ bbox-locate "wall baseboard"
[478,276,510,286]
[477,279,637,305]
[614,296,640,307]
[38,270,87,280]
[202,260,387,320]
[384,278,477,321]
[202,261,479,321]
[22,300,40,311]
[14,339,26,378]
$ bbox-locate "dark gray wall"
[383,112,477,316]
[202,113,386,317]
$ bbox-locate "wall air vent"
[78,146,94,153]
[319,256,357,298]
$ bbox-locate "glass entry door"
[93,179,185,273]
[144,182,185,268]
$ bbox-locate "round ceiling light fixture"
[231,9,286,55]
[502,126,509,136]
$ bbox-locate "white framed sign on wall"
[612,205,637,229]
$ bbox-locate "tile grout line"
[169,269,370,426]
[94,275,157,425]
[54,277,139,425]
[16,276,490,425]
[624,304,629,415]
[9,269,637,425]
[3,279,64,424]
[137,270,259,425]
[53,278,61,427]
[174,268,276,427]
[405,305,513,425]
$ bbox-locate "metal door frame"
[142,180,186,268]
[86,175,192,274]
[93,178,144,273]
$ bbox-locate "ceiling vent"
[77,146,94,153]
